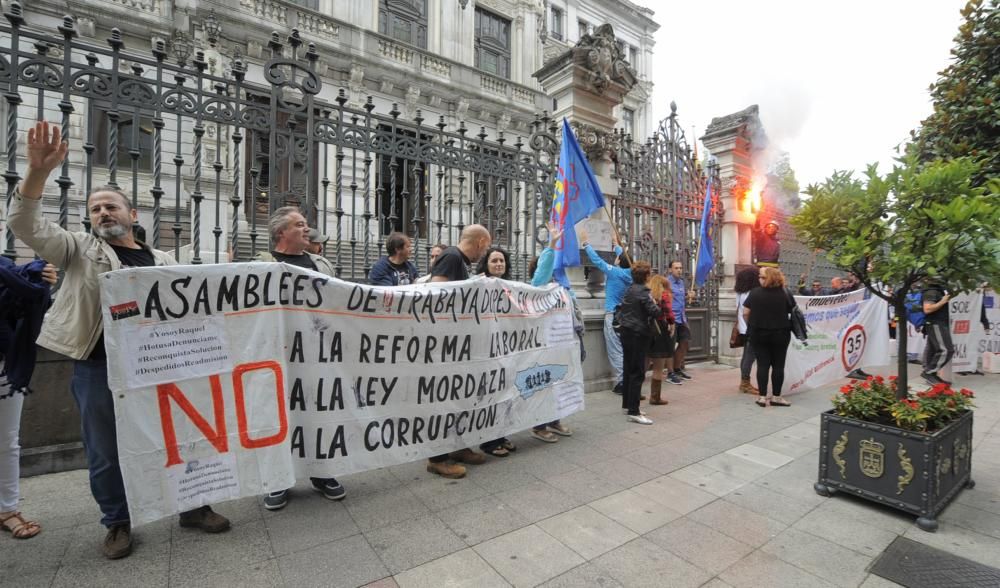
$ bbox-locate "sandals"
[1,512,41,539]
[755,398,768,408]
[770,398,791,407]
[500,439,517,452]
[486,446,510,457]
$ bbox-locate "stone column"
[532,24,637,389]
[701,105,766,365]
[533,23,637,299]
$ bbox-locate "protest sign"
[948,290,984,372]
[784,289,891,394]
[981,290,1000,358]
[101,264,584,525]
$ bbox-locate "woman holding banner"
[742,267,793,407]
[526,223,576,442]
[476,246,518,457]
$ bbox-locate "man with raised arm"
[7,121,231,560]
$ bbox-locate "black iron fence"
[0,1,720,331]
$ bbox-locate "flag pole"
[601,205,631,266]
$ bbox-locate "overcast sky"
[648,1,967,189]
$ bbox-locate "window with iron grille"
[550,6,563,41]
[378,0,428,49]
[475,8,511,79]
[95,112,154,173]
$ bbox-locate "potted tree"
[790,156,1000,531]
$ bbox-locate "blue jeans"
[603,313,624,385]
[71,359,130,527]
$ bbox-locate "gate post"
[533,24,637,390]
[701,105,766,365]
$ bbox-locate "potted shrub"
[815,375,975,531]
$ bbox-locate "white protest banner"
[785,290,891,394]
[948,290,984,372]
[100,264,584,526]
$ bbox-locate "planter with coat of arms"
[814,376,976,532]
[815,408,974,532]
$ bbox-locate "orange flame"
[742,181,763,214]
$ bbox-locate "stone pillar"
[532,24,637,389]
[701,105,766,365]
[533,23,637,300]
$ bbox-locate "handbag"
[785,288,808,342]
[729,324,744,348]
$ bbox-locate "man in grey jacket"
[8,121,230,559]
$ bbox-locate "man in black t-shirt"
[922,281,954,385]
[368,232,419,286]
[7,120,231,560]
[254,207,343,510]
[425,224,492,478]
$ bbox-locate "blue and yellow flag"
[550,119,605,288]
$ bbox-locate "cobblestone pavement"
[6,363,1000,587]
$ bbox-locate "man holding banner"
[253,207,346,510]
[425,224,493,478]
[8,121,231,560]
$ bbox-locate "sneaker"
[178,506,231,533]
[921,372,943,385]
[311,478,346,501]
[426,460,466,479]
[847,368,872,379]
[674,369,692,380]
[612,382,624,395]
[449,448,487,465]
[263,489,289,511]
[627,414,653,425]
[531,429,559,443]
[667,373,683,385]
[102,523,133,560]
[547,423,573,437]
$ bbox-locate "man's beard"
[95,223,128,239]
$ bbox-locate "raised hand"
[545,221,564,248]
[26,120,68,175]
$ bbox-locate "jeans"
[603,313,624,385]
[621,331,648,416]
[0,393,24,512]
[739,342,756,380]
[750,329,791,397]
[71,359,130,527]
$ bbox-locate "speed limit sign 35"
[841,324,867,371]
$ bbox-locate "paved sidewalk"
[6,364,1000,588]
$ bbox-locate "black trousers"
[923,322,954,374]
[750,328,791,397]
[621,331,648,416]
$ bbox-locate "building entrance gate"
[0,3,720,356]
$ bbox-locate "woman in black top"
[617,261,663,424]
[742,267,793,407]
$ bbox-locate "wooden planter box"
[815,409,974,532]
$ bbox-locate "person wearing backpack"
[921,281,953,385]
